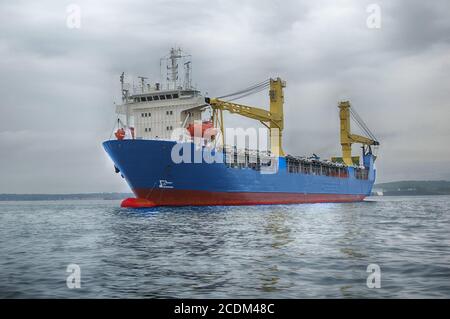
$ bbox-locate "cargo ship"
[103,48,380,208]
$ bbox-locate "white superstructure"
[115,48,206,140]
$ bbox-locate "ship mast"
[120,72,130,128]
[184,61,192,89]
[162,48,192,90]
[167,48,181,90]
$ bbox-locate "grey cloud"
[0,0,449,193]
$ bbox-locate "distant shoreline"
[370,193,450,197]
[1,180,450,201]
[372,180,450,196]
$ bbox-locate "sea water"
[0,196,449,298]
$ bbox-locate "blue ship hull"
[103,139,376,207]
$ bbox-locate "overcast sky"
[1,0,449,193]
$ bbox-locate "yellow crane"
[335,101,380,166]
[206,79,379,165]
[205,77,286,156]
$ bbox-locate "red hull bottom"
[121,189,366,208]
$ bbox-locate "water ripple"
[0,196,449,298]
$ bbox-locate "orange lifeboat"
[187,121,218,138]
[114,128,125,140]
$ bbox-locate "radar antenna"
[137,76,148,93]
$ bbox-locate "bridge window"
[173,93,179,99]
[166,94,172,99]
[140,97,147,102]
[147,96,153,101]
[153,95,159,100]
[159,95,166,100]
